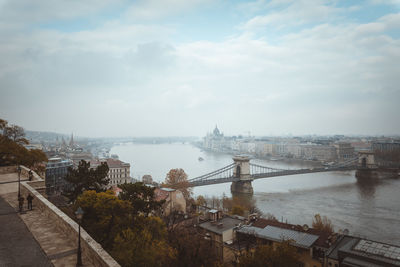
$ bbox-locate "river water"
[110,143,400,245]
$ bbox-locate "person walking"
[18,196,24,212]
[27,194,34,210]
[28,170,33,181]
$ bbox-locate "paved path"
[0,172,94,266]
[0,196,52,267]
[0,173,20,195]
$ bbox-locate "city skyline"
[1,0,399,137]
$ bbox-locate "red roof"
[110,186,123,196]
[154,188,170,201]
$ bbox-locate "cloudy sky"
[0,0,399,137]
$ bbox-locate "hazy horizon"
[1,0,399,137]
[24,128,400,140]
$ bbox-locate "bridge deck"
[189,166,356,187]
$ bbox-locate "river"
[110,142,400,245]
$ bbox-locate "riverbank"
[196,145,324,167]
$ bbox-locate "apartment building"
[90,158,131,186]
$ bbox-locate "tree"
[75,190,131,250]
[0,132,47,170]
[3,124,28,145]
[0,118,39,167]
[232,205,245,216]
[167,225,218,267]
[312,214,334,235]
[111,220,176,267]
[24,149,48,169]
[0,119,7,133]
[75,190,175,267]
[238,241,300,267]
[118,182,165,217]
[64,160,109,202]
[196,195,206,207]
[164,168,192,200]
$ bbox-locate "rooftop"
[154,187,179,201]
[354,239,400,261]
[251,218,332,248]
[238,225,319,249]
[325,235,355,260]
[46,159,73,168]
[327,235,400,266]
[90,158,130,168]
[199,217,243,235]
[160,187,176,192]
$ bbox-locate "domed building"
[203,125,226,151]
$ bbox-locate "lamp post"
[17,165,21,198]
[75,207,84,266]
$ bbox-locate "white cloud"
[0,0,399,136]
[124,0,212,20]
[0,0,126,25]
[241,0,341,31]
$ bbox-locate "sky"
[0,0,399,137]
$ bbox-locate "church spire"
[69,133,74,147]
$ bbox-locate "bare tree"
[3,124,28,145]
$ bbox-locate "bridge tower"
[231,156,254,194]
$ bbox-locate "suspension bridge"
[185,156,359,194]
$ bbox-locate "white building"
[90,158,131,186]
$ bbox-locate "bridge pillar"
[231,156,254,194]
[231,180,253,194]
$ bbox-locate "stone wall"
[20,181,120,267]
[20,165,43,181]
[0,165,43,181]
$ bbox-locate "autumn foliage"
[0,118,47,171]
[238,241,300,267]
[164,168,192,200]
[75,190,176,266]
[312,214,334,235]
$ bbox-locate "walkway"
[0,196,52,266]
[0,172,94,266]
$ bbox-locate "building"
[286,143,304,158]
[45,157,73,195]
[142,174,153,185]
[154,187,186,215]
[304,145,337,162]
[262,142,277,156]
[90,158,131,186]
[372,141,400,152]
[372,141,400,167]
[350,141,371,153]
[68,148,93,166]
[24,143,43,150]
[203,125,226,151]
[335,143,355,162]
[236,218,335,267]
[199,211,244,262]
[325,235,400,267]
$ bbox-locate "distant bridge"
[184,156,358,194]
